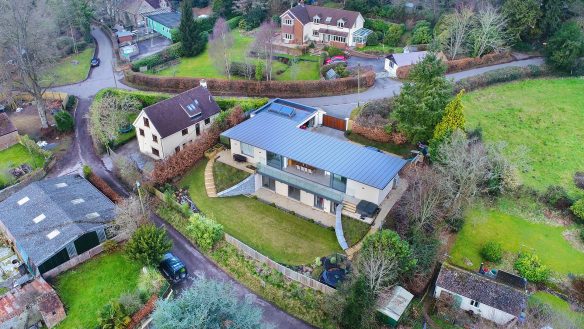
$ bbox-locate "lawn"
[358,45,403,54]
[274,60,321,81]
[0,144,45,188]
[347,131,414,157]
[449,204,584,276]
[45,47,95,86]
[54,251,142,329]
[341,216,371,247]
[181,160,341,265]
[530,292,584,327]
[213,161,250,192]
[463,78,584,195]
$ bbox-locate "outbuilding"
[376,286,414,327]
[0,112,19,151]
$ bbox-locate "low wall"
[125,70,376,98]
[217,174,256,197]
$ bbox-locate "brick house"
[0,112,19,151]
[279,4,370,48]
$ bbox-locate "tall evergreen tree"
[540,0,565,38]
[545,22,584,74]
[178,0,206,57]
[434,90,466,141]
[392,53,453,142]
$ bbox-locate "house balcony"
[283,164,330,187]
[257,163,344,203]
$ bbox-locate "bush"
[542,185,573,210]
[65,95,76,111]
[119,291,144,315]
[446,52,514,74]
[571,199,584,222]
[324,46,344,57]
[238,18,251,31]
[186,213,224,251]
[385,24,405,46]
[125,224,173,267]
[82,165,92,178]
[215,97,268,112]
[411,20,432,44]
[453,65,551,93]
[574,172,584,190]
[131,43,182,71]
[226,16,242,30]
[103,239,119,253]
[228,61,255,79]
[514,252,550,283]
[581,228,584,244]
[87,173,123,203]
[97,301,131,329]
[446,216,464,232]
[366,32,380,46]
[138,266,166,296]
[480,241,503,263]
[55,110,74,132]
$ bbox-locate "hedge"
[453,65,551,93]
[125,70,376,98]
[94,88,170,107]
[215,97,269,112]
[87,173,123,203]
[131,43,183,71]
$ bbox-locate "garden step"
[204,158,219,198]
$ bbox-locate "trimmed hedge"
[446,52,514,73]
[215,97,269,112]
[131,43,183,71]
[87,173,123,203]
[453,65,551,93]
[94,88,170,107]
[125,70,376,98]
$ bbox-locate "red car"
[325,55,347,65]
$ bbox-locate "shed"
[116,30,134,44]
[377,286,414,327]
[0,113,19,151]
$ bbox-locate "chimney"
[199,79,207,89]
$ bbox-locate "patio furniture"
[233,154,247,163]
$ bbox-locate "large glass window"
[288,185,301,200]
[262,176,275,191]
[266,151,282,169]
[314,195,324,209]
[241,142,254,156]
[331,174,347,192]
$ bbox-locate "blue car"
[160,252,187,283]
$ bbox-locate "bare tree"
[444,4,474,59]
[402,166,447,232]
[107,195,149,238]
[95,0,123,25]
[470,4,508,57]
[358,245,400,296]
[209,18,233,79]
[0,0,58,128]
[89,94,141,149]
[252,21,277,81]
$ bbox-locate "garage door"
[74,231,100,255]
[322,115,346,131]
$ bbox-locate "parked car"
[325,55,347,65]
[90,57,100,67]
[160,252,187,283]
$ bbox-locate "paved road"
[293,57,544,118]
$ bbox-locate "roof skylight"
[55,183,68,188]
[33,214,46,224]
[71,198,85,204]
[86,212,100,219]
[17,197,29,206]
[46,230,60,240]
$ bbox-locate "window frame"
[283,18,293,25]
[204,118,211,125]
[181,128,188,136]
[337,20,345,28]
[152,134,158,143]
[151,147,160,157]
[139,128,145,136]
[240,142,254,157]
[312,30,319,37]
[195,123,201,136]
[284,33,293,40]
[313,17,320,24]
[143,117,149,127]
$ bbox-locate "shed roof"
[221,104,406,189]
[138,86,220,138]
[377,286,414,321]
[0,175,115,266]
[0,113,17,137]
[147,11,181,28]
[386,51,428,67]
[0,277,64,325]
[436,264,528,317]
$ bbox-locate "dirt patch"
[563,229,584,253]
[543,209,574,227]
[7,104,58,138]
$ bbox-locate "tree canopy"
[502,0,542,43]
[178,0,206,57]
[433,90,465,141]
[125,224,172,267]
[545,22,584,74]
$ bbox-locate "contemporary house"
[385,51,446,78]
[146,10,181,40]
[0,175,116,276]
[0,112,19,151]
[221,99,407,217]
[117,0,170,28]
[279,4,371,48]
[133,85,221,160]
[434,264,528,326]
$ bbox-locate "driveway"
[346,56,385,72]
[135,35,172,60]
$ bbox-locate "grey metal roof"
[147,11,181,28]
[221,110,406,189]
[253,98,317,124]
[0,175,116,266]
[386,51,428,67]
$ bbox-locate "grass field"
[0,144,45,188]
[213,161,250,192]
[449,203,584,276]
[463,78,584,194]
[46,47,95,86]
[530,292,584,327]
[342,216,371,247]
[181,160,341,265]
[54,251,142,329]
[347,132,414,157]
[153,30,320,81]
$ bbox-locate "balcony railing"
[257,163,344,203]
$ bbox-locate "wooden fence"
[224,234,336,294]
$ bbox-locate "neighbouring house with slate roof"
[384,51,447,78]
[434,264,528,326]
[221,98,407,217]
[280,4,371,48]
[0,175,116,276]
[133,83,221,160]
[0,113,19,151]
[117,0,170,28]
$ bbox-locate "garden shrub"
[131,43,183,71]
[138,267,166,296]
[446,216,464,232]
[125,224,173,267]
[453,65,551,93]
[574,172,584,189]
[514,252,550,283]
[385,23,405,46]
[542,185,573,210]
[65,95,76,111]
[97,300,131,329]
[480,241,503,263]
[186,213,224,251]
[228,61,255,79]
[87,173,123,203]
[324,46,344,57]
[82,165,92,178]
[215,97,268,112]
[571,199,584,222]
[94,88,170,108]
[366,32,380,46]
[55,110,74,132]
[103,239,119,253]
[411,20,432,44]
[119,291,144,315]
[226,16,242,30]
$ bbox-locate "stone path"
[204,157,217,197]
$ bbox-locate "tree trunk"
[35,94,48,128]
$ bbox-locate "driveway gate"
[322,115,346,131]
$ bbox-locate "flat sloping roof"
[147,11,181,29]
[0,175,115,265]
[141,86,221,138]
[0,113,17,137]
[387,51,428,67]
[221,109,406,189]
[253,98,318,124]
[436,264,527,317]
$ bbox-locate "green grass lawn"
[449,204,584,276]
[530,292,584,326]
[180,160,341,265]
[0,144,45,188]
[45,47,95,86]
[347,131,414,157]
[358,45,403,54]
[275,60,321,81]
[54,251,142,329]
[342,216,370,247]
[463,78,584,195]
[213,161,251,192]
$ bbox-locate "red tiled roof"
[0,278,62,323]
